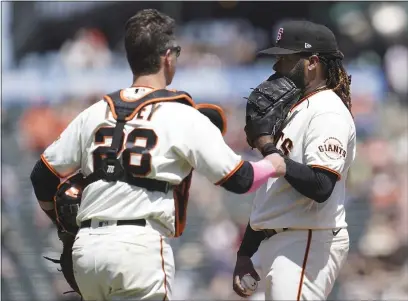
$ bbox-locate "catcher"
[38,102,229,298]
[232,20,356,300]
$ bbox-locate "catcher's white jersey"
[42,87,242,237]
[250,89,356,230]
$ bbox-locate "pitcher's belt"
[263,228,289,238]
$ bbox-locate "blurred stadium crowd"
[1,2,408,300]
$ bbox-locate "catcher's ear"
[196,103,227,136]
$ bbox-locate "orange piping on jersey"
[310,165,341,181]
[119,88,159,102]
[215,160,244,186]
[56,175,71,190]
[159,236,168,301]
[289,89,329,113]
[104,94,195,122]
[40,154,63,178]
[297,230,312,301]
[195,103,228,136]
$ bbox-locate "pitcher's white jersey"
[250,89,356,230]
[41,87,243,237]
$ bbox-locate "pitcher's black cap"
[259,20,339,56]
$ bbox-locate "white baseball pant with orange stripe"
[257,228,349,300]
[72,222,173,301]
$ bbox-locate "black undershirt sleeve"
[30,159,61,201]
[30,159,61,223]
[261,142,338,203]
[220,161,253,194]
[237,222,266,257]
[284,157,338,203]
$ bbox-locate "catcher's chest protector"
[83,88,195,189]
[84,88,195,237]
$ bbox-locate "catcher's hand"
[244,74,302,148]
[44,232,81,297]
[232,255,260,298]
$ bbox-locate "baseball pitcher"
[30,9,290,301]
[232,20,356,300]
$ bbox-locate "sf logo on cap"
[276,28,284,43]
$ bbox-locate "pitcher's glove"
[244,74,302,148]
[44,232,81,296]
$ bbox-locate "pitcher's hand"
[232,255,260,297]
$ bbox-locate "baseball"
[241,274,258,295]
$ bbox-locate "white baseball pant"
[258,228,349,300]
[72,220,174,301]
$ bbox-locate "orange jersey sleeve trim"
[310,164,341,181]
[40,154,63,178]
[215,160,244,186]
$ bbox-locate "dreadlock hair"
[319,51,353,115]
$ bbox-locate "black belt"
[263,228,289,239]
[80,219,146,229]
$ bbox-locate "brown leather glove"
[232,255,261,298]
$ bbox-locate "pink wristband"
[247,159,278,193]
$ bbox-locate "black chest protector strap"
[83,89,194,193]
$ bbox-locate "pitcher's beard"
[286,59,306,90]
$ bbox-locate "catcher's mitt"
[45,172,85,297]
[244,74,302,148]
[54,173,85,236]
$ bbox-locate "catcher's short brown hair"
[124,9,176,76]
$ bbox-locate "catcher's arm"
[30,158,61,224]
